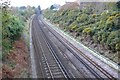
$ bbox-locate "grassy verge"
[23,19,30,47]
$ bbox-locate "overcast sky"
[6,0,119,9]
[9,0,75,9]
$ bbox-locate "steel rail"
[35,16,70,79]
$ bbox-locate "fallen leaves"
[2,38,29,78]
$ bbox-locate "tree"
[38,5,42,14]
[50,5,55,10]
[116,1,120,9]
[38,5,41,10]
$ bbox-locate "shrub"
[106,31,120,51]
[100,12,110,21]
[71,25,77,30]
[101,32,109,44]
[8,16,24,41]
[77,14,88,23]
[83,27,93,36]
[105,15,120,31]
[107,16,115,21]
[115,13,120,17]
[2,39,12,57]
[92,14,97,18]
[115,43,120,51]
[76,26,84,33]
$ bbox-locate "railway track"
[39,16,116,79]
[32,15,69,78]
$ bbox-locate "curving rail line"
[32,15,70,79]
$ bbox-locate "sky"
[6,0,119,9]
[9,0,75,9]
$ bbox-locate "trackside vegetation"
[2,1,35,60]
[43,2,120,63]
[2,2,23,59]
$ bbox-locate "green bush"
[2,15,24,57]
[115,43,120,51]
[92,14,97,18]
[105,15,120,31]
[77,14,88,23]
[101,32,109,44]
[76,26,84,33]
[106,31,120,52]
[83,27,93,36]
[2,2,24,59]
[8,16,24,41]
[2,39,12,57]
